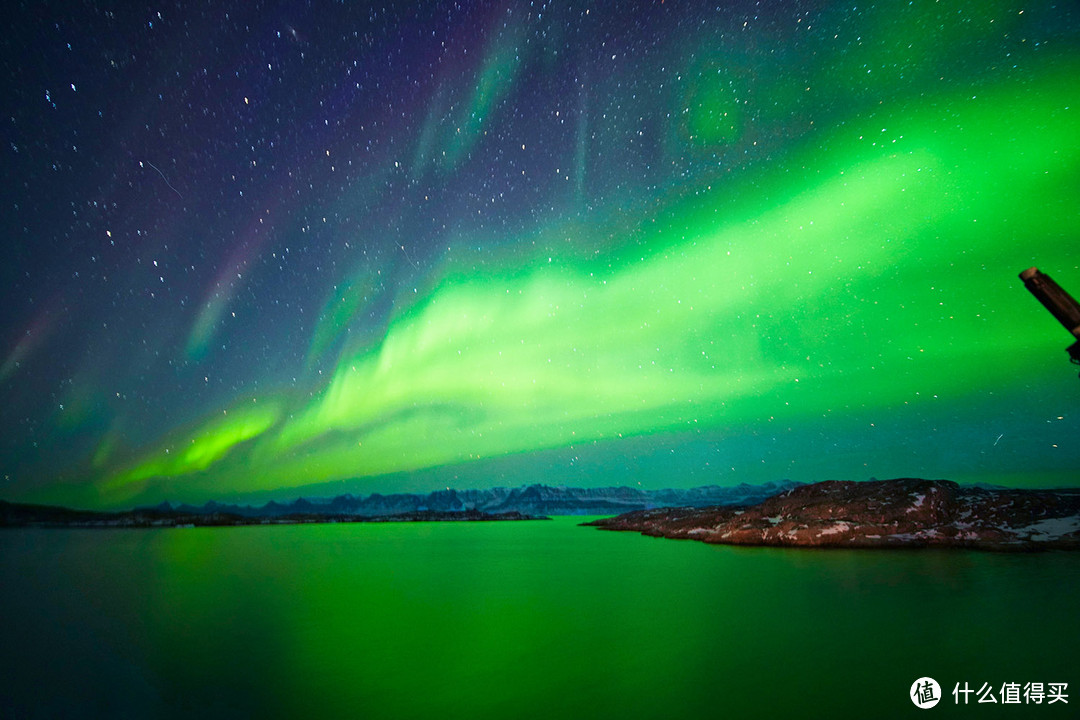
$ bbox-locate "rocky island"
[585,478,1080,551]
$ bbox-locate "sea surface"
[1,517,1077,718]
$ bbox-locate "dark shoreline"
[0,482,799,528]
[0,501,547,529]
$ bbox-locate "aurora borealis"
[2,0,1078,509]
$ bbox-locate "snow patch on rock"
[1017,515,1080,542]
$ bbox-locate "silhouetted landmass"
[140,481,801,519]
[0,482,800,529]
[585,478,1080,551]
[0,501,543,529]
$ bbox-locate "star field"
[2,0,1078,508]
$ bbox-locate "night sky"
[2,0,1078,509]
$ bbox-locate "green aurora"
[5,0,1079,509]
[102,62,1080,506]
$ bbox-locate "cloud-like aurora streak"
[104,63,1080,503]
[108,399,284,488]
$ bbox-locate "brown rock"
[584,478,1080,551]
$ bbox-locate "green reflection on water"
[1,518,1077,718]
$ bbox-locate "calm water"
[1,517,1077,719]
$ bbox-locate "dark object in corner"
[1019,267,1080,375]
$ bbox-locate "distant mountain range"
[144,481,803,519]
[0,482,803,529]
